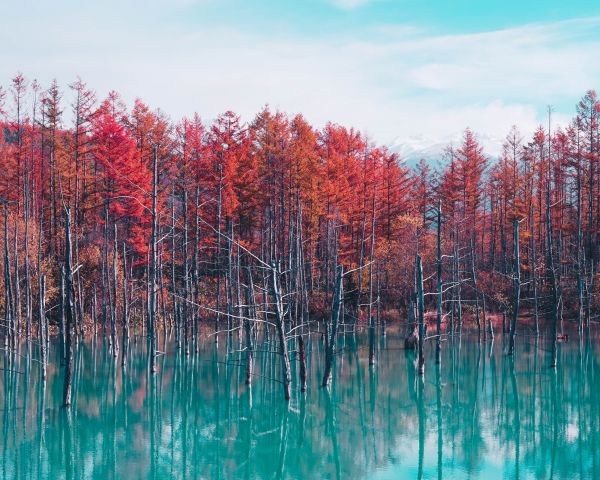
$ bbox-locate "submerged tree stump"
[405,324,419,350]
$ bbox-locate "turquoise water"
[1,332,598,479]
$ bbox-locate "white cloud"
[0,5,597,155]
[328,0,374,9]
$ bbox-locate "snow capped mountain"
[389,132,504,169]
[389,134,451,168]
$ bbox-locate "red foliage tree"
[92,92,152,257]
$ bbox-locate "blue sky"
[2,0,600,155]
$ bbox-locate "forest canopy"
[0,74,598,341]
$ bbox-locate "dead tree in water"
[368,183,377,366]
[453,237,463,331]
[406,240,423,352]
[575,141,584,333]
[215,163,224,342]
[63,207,75,407]
[435,200,443,364]
[404,299,418,349]
[121,244,129,367]
[322,265,343,388]
[270,261,292,400]
[469,238,481,341]
[376,263,383,335]
[59,268,66,363]
[295,197,309,392]
[547,189,559,368]
[192,185,200,352]
[149,145,158,373]
[37,202,48,376]
[102,205,109,342]
[38,275,47,379]
[225,219,234,342]
[546,108,560,368]
[92,284,97,338]
[243,272,255,386]
[13,221,21,345]
[3,205,15,351]
[111,224,119,357]
[171,186,179,349]
[508,218,520,356]
[416,254,425,375]
[25,197,32,345]
[529,203,539,336]
[182,189,190,355]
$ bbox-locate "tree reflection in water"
[1,331,599,479]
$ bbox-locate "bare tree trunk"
[298,335,307,392]
[38,275,47,380]
[122,244,129,368]
[547,182,559,368]
[243,279,254,386]
[102,205,109,342]
[270,261,292,400]
[182,189,189,355]
[436,200,443,364]
[416,254,425,376]
[454,238,463,330]
[547,107,559,368]
[159,246,167,335]
[368,184,376,366]
[484,294,493,340]
[322,265,343,387]
[25,218,32,344]
[59,266,66,364]
[92,283,97,338]
[355,196,367,330]
[63,208,75,407]
[529,203,539,336]
[76,275,84,340]
[470,238,481,341]
[226,219,234,341]
[215,163,223,342]
[13,222,21,341]
[508,218,520,355]
[376,263,383,336]
[296,197,309,391]
[111,224,119,357]
[149,145,158,374]
[576,145,584,334]
[171,187,179,349]
[193,185,200,352]
[3,206,14,351]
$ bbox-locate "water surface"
[1,332,598,479]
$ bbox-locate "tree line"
[0,73,599,400]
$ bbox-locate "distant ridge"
[389,132,504,169]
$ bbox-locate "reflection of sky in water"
[1,333,598,479]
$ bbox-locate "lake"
[1,331,598,479]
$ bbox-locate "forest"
[0,73,599,402]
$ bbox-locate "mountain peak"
[389,132,504,168]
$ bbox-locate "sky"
[2,0,600,157]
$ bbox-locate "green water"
[1,332,599,479]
